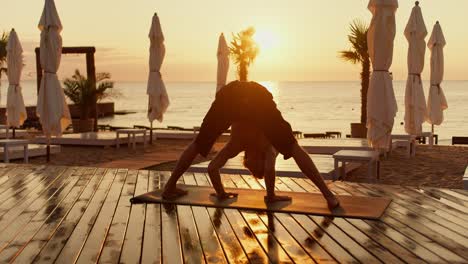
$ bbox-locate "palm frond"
[229,27,259,81]
[339,50,360,64]
[339,19,369,64]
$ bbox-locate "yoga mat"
[130,185,391,219]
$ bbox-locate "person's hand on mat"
[210,192,238,201]
[264,195,292,203]
[161,187,188,200]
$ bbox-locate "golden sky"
[1,0,466,81]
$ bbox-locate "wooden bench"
[452,136,468,145]
[0,139,29,163]
[390,134,416,157]
[417,132,438,145]
[116,129,147,150]
[332,150,380,181]
[303,133,327,139]
[326,131,342,138]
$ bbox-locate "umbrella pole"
[150,122,153,145]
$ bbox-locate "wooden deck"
[0,164,467,263]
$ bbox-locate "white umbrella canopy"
[37,0,71,137]
[366,0,398,150]
[147,13,169,123]
[6,29,27,128]
[426,22,447,126]
[404,2,427,135]
[216,33,230,92]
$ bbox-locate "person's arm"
[264,147,291,203]
[207,141,242,199]
[162,141,199,198]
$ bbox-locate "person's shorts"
[194,85,297,159]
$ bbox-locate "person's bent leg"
[161,141,199,199]
[207,142,241,199]
[263,149,291,203]
[291,143,339,209]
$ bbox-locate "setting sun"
[253,29,279,51]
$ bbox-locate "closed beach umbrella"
[426,22,447,129]
[147,13,169,125]
[216,33,230,92]
[6,29,27,129]
[366,0,398,150]
[404,2,427,136]
[37,0,71,138]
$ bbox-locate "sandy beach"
[347,145,468,189]
[16,137,467,189]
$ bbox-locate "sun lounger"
[300,138,372,155]
[452,136,468,145]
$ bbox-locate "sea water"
[1,80,466,145]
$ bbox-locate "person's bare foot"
[264,195,292,203]
[210,192,238,201]
[161,187,188,200]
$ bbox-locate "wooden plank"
[358,184,468,242]
[53,168,118,263]
[383,184,468,226]
[273,213,337,263]
[179,174,206,264]
[275,177,385,263]
[141,170,162,264]
[427,188,468,202]
[307,214,381,263]
[414,187,468,214]
[130,185,391,219]
[75,168,127,264]
[193,173,251,263]
[0,164,18,187]
[215,174,269,264]
[98,169,137,264]
[334,182,466,263]
[0,166,79,254]
[0,166,68,233]
[228,174,293,263]
[276,178,360,263]
[159,171,183,264]
[118,170,149,264]
[276,178,381,263]
[191,173,229,264]
[420,187,468,206]
[0,165,34,191]
[329,183,444,263]
[0,166,47,207]
[239,174,318,263]
[0,167,90,262]
[11,168,105,263]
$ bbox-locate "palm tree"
[0,31,9,85]
[229,27,259,82]
[339,20,370,124]
[63,69,114,120]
